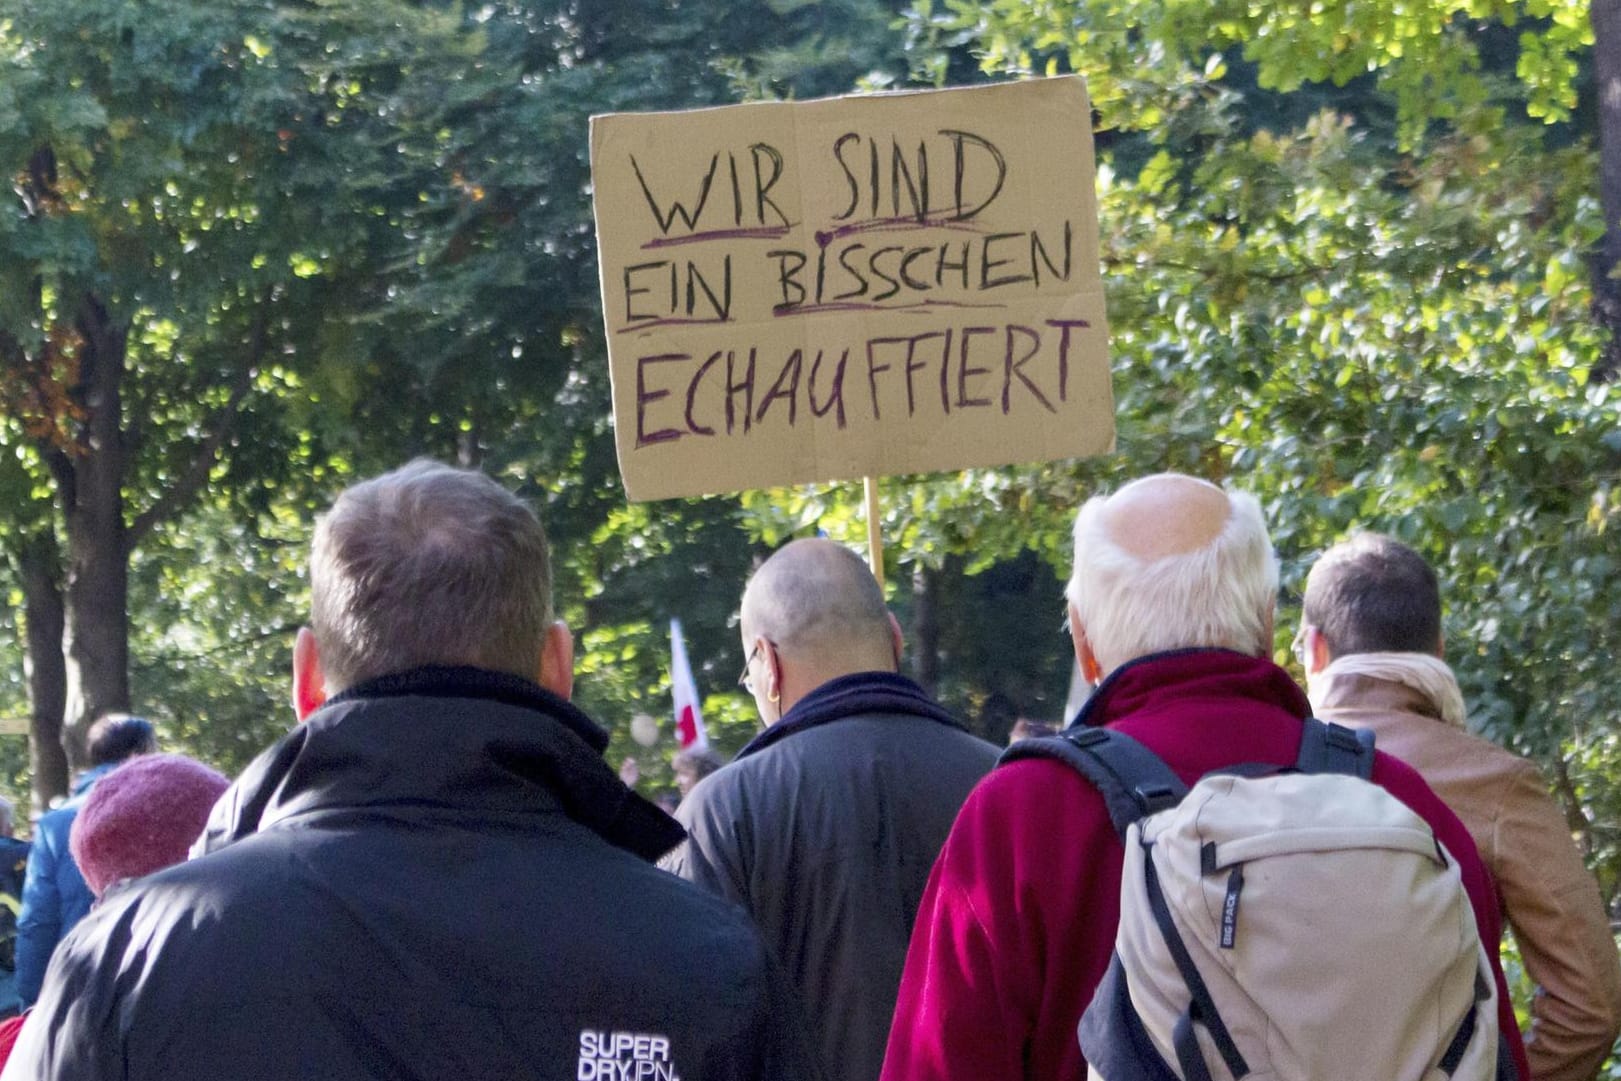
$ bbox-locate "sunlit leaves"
[832,1,1621,898]
[906,0,1589,145]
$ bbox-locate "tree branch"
[1590,0,1621,383]
[1102,254,1352,284]
[0,323,80,510]
[129,620,303,670]
[124,305,268,550]
[41,445,76,509]
[1550,753,1595,860]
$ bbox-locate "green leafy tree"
[907,0,1621,378]
[0,0,477,807]
[0,0,923,809]
[851,1,1621,901]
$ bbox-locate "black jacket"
[664,672,999,1081]
[5,667,818,1081]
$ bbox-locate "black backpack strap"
[1439,969,1519,1080]
[1294,716,1376,780]
[1000,727,1188,839]
[1144,842,1249,1079]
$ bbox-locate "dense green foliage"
[0,0,1615,946]
[887,0,1621,905]
[0,0,922,801]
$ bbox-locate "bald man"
[880,474,1529,1081]
[663,539,999,1081]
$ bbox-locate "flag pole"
[863,475,884,590]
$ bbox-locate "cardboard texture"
[590,77,1113,501]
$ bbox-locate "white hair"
[1065,485,1278,674]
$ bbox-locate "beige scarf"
[1309,652,1469,730]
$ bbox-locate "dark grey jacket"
[664,672,999,1081]
[5,667,818,1081]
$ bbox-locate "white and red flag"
[670,619,708,750]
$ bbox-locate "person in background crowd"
[978,693,1019,745]
[68,754,230,901]
[665,538,1000,1081]
[0,800,23,840]
[0,754,228,1073]
[1302,533,1621,1081]
[1006,718,1057,744]
[617,756,641,789]
[5,460,815,1081]
[880,473,1529,1081]
[0,800,28,1019]
[671,747,722,801]
[14,714,155,1007]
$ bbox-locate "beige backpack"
[1001,717,1509,1081]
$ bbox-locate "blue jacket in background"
[0,834,31,1018]
[15,764,114,1006]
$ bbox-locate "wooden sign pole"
[864,476,885,590]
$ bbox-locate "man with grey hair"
[665,538,999,1081]
[9,461,815,1081]
[1302,533,1621,1081]
[880,473,1528,1081]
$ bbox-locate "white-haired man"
[879,473,1529,1081]
[665,538,999,1081]
[7,461,816,1081]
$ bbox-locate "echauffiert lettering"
[633,319,1091,447]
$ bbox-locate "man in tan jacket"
[1301,533,1621,1081]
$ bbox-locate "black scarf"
[736,670,965,760]
[196,665,684,863]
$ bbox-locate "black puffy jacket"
[664,672,999,1081]
[4,667,818,1081]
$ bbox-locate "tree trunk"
[1591,0,1621,383]
[16,533,68,817]
[60,295,131,767]
[910,563,941,697]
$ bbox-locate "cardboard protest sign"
[590,77,1112,502]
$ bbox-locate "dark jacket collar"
[736,670,964,760]
[328,665,612,750]
[197,665,683,862]
[1071,648,1310,729]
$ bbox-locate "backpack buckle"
[1134,782,1181,815]
[1322,725,1362,753]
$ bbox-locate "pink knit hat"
[70,753,230,898]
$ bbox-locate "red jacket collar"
[1073,648,1309,730]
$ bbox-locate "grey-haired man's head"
[294,460,572,717]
